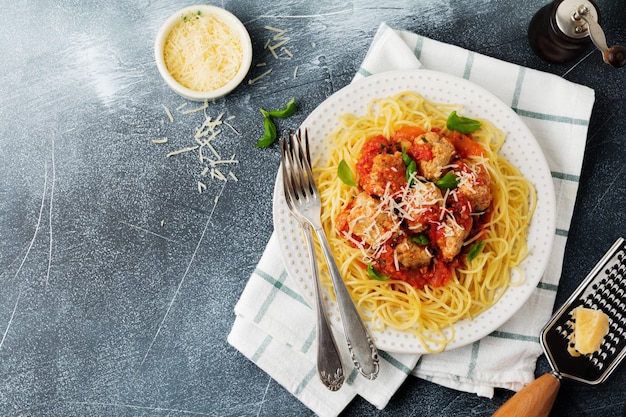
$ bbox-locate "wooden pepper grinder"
[528,0,626,67]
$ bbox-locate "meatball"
[455,162,492,212]
[359,151,406,197]
[436,214,471,261]
[394,236,432,269]
[338,192,400,248]
[412,132,455,181]
[401,181,444,232]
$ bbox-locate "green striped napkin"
[228,22,595,415]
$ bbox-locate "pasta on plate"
[314,91,537,353]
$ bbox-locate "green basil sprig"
[367,264,389,281]
[255,97,297,148]
[467,241,485,263]
[254,114,277,148]
[262,97,296,118]
[446,111,481,134]
[410,234,430,246]
[435,172,459,190]
[402,148,417,186]
[337,159,358,186]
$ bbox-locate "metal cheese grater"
[493,238,626,417]
[542,236,626,384]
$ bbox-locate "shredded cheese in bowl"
[155,5,252,101]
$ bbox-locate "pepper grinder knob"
[528,0,625,67]
[575,5,626,67]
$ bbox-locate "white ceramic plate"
[272,69,556,354]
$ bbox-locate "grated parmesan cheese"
[247,24,297,85]
[163,12,244,92]
[162,105,174,122]
[182,100,208,115]
[248,68,272,85]
[167,145,199,157]
[154,102,240,193]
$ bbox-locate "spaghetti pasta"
[314,91,536,353]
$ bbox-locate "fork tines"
[282,128,315,203]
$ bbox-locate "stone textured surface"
[0,0,625,415]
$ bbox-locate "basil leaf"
[406,160,417,185]
[446,111,481,134]
[402,148,417,186]
[254,116,277,148]
[367,264,389,281]
[337,159,358,186]
[401,148,412,165]
[467,241,485,263]
[261,97,296,118]
[435,172,458,190]
[410,234,430,245]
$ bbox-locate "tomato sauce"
[338,126,491,291]
[447,130,484,158]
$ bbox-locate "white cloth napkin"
[228,22,595,416]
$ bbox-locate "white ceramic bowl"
[154,5,252,101]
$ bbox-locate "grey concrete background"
[1,0,625,415]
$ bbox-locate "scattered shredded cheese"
[268,39,289,58]
[247,25,297,85]
[211,168,228,182]
[248,68,272,85]
[264,25,287,39]
[163,105,174,122]
[153,102,240,193]
[182,100,209,115]
[167,145,199,157]
[224,121,241,135]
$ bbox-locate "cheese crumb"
[163,105,174,122]
[248,68,272,85]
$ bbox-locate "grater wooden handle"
[491,372,561,417]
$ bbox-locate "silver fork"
[280,134,345,391]
[281,128,379,380]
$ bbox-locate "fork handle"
[302,225,345,391]
[314,225,380,380]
